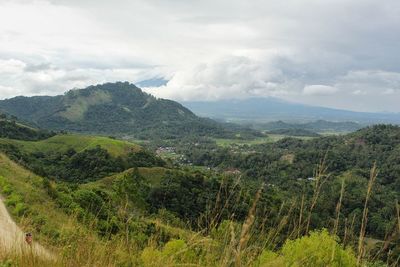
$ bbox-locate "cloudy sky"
[0,0,400,112]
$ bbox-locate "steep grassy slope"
[0,152,197,266]
[0,82,235,139]
[0,153,73,245]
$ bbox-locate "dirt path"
[0,196,54,260]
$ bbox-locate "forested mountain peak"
[0,82,232,139]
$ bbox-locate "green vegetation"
[0,114,54,141]
[267,128,321,137]
[254,120,363,133]
[214,134,315,147]
[0,82,260,140]
[0,116,399,266]
[0,133,164,182]
[0,134,140,156]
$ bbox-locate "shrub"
[259,229,358,267]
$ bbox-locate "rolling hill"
[0,82,236,139]
[0,119,398,266]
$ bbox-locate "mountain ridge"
[0,82,236,139]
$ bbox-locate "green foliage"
[255,230,357,267]
[113,168,149,209]
[0,116,54,141]
[258,120,363,133]
[0,82,252,139]
[268,128,321,137]
[0,140,165,182]
[280,229,357,267]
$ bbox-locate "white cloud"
[0,59,26,74]
[352,90,366,95]
[0,0,399,111]
[303,85,338,96]
[145,55,293,101]
[383,89,395,95]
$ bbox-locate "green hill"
[0,82,237,139]
[0,128,398,266]
[0,113,55,141]
[0,133,164,182]
[0,134,140,157]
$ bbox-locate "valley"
[0,84,399,266]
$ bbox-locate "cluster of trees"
[161,125,400,241]
[0,113,55,141]
[0,144,165,182]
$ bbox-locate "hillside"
[0,113,55,141]
[0,132,164,182]
[183,98,400,124]
[0,127,399,266]
[0,82,237,139]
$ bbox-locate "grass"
[0,153,79,249]
[0,151,397,266]
[0,134,141,157]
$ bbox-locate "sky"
[0,0,399,112]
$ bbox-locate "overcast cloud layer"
[0,0,399,112]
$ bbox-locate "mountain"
[0,82,236,139]
[182,98,400,124]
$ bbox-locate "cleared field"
[214,134,315,147]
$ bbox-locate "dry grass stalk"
[331,177,346,262]
[305,155,330,234]
[234,183,264,267]
[297,193,305,238]
[396,200,400,233]
[208,175,242,231]
[357,162,378,265]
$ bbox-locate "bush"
[256,229,357,267]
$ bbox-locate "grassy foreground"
[0,151,398,266]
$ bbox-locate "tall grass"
[357,162,378,265]
[1,162,396,267]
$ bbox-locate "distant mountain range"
[182,98,400,124]
[0,82,242,139]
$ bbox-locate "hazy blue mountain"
[136,77,168,87]
[182,98,400,124]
